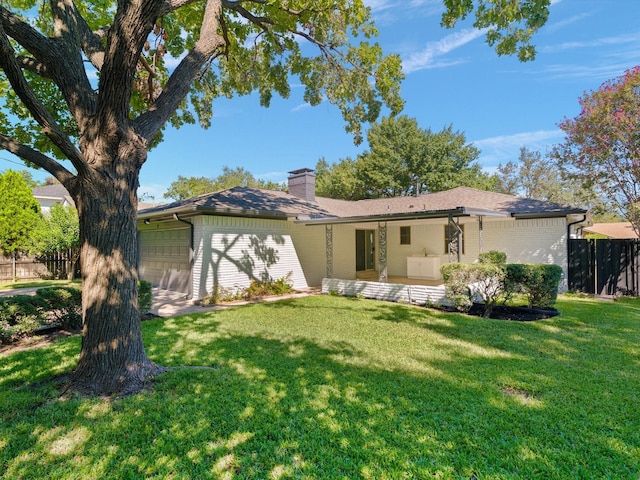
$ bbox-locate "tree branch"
[73,7,107,71]
[0,22,86,173]
[0,132,75,184]
[134,0,225,141]
[48,0,97,128]
[0,5,55,65]
[17,55,51,78]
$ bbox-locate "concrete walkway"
[0,285,318,318]
[151,287,321,317]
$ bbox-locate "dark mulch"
[468,303,559,321]
[439,303,559,321]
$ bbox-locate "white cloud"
[541,31,640,54]
[473,130,564,170]
[402,28,487,74]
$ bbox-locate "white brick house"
[137,169,589,300]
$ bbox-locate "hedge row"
[441,257,562,317]
[0,280,153,344]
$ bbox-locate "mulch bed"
[467,303,559,321]
[439,303,559,321]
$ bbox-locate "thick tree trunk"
[68,142,164,396]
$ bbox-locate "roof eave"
[296,208,469,225]
[512,209,588,219]
[137,204,295,222]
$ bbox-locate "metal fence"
[0,250,79,282]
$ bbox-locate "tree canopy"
[553,66,640,233]
[317,116,497,199]
[34,203,81,279]
[164,166,285,200]
[0,0,551,395]
[497,146,615,221]
[0,170,42,255]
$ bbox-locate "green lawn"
[0,279,79,290]
[1,295,638,479]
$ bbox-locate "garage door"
[138,227,191,294]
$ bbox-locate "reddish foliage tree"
[554,66,640,234]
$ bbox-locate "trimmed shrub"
[1,281,154,343]
[244,274,294,299]
[442,262,506,317]
[505,263,562,309]
[138,280,153,314]
[0,294,46,344]
[478,250,507,265]
[35,286,82,330]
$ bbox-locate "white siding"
[192,216,309,300]
[386,223,447,277]
[333,224,357,279]
[322,278,449,306]
[482,217,568,289]
[290,224,326,287]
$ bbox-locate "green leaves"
[0,170,42,255]
[554,66,640,234]
[317,115,492,199]
[441,0,550,61]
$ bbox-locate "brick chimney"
[288,168,316,202]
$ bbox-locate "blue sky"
[3,0,640,201]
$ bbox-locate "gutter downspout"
[173,213,194,299]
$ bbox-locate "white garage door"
[138,227,191,294]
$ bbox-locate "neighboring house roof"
[32,184,75,207]
[32,184,164,211]
[583,222,638,239]
[138,186,334,220]
[139,185,588,224]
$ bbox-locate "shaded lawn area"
[1,295,639,479]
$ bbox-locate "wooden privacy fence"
[568,239,640,296]
[0,250,79,282]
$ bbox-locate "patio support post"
[325,224,333,278]
[478,216,484,254]
[448,215,462,263]
[378,221,387,283]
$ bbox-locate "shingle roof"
[139,185,587,223]
[583,222,638,239]
[315,186,585,220]
[32,184,74,205]
[138,186,334,219]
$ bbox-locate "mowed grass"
[1,295,638,479]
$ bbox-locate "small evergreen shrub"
[478,250,507,265]
[203,274,294,304]
[138,280,153,314]
[244,274,294,299]
[505,263,562,309]
[0,294,46,344]
[442,263,506,316]
[443,250,562,317]
[35,286,82,329]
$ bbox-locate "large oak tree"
[0,0,550,395]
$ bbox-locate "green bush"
[0,294,46,344]
[442,259,562,315]
[505,263,562,309]
[203,274,294,304]
[35,286,82,329]
[138,280,153,314]
[441,263,506,317]
[244,274,293,299]
[1,281,154,343]
[478,250,507,265]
